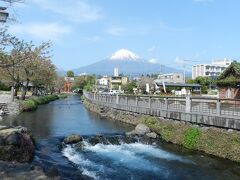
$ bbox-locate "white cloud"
[31,0,103,23]
[148,58,159,64]
[106,27,127,36]
[9,22,71,41]
[147,46,157,52]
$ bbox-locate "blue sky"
[4,0,240,71]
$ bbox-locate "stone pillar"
[135,96,138,106]
[11,86,14,102]
[216,99,221,116]
[116,94,119,104]
[164,98,168,111]
[185,96,191,113]
[125,96,128,106]
[149,96,151,109]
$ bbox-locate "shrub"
[21,95,59,112]
[21,100,38,111]
[183,128,201,149]
[30,95,59,105]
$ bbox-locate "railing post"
[165,97,168,111]
[149,96,151,109]
[216,99,221,116]
[185,96,191,113]
[135,96,138,106]
[93,93,96,101]
[116,94,119,104]
[125,96,128,106]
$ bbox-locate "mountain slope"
[73,59,185,76]
[72,49,189,76]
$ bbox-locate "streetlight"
[0,7,8,23]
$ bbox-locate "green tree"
[186,77,214,94]
[72,75,96,92]
[67,70,74,77]
[122,81,137,94]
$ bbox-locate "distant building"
[109,76,128,91]
[79,73,87,76]
[157,73,184,83]
[114,67,119,77]
[98,77,109,86]
[97,76,110,92]
[192,58,232,79]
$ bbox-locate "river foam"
[62,138,193,179]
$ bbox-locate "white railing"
[83,91,240,119]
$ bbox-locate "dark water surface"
[1,95,240,180]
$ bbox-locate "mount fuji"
[73,49,187,76]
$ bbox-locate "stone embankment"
[84,99,240,162]
[0,94,20,115]
[0,93,68,115]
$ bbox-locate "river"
[1,95,240,180]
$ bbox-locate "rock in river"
[64,134,83,144]
[127,123,151,136]
[146,132,157,139]
[0,126,35,162]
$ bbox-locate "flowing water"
[1,95,240,180]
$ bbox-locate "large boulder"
[0,126,35,162]
[126,123,151,136]
[135,123,151,135]
[63,134,83,144]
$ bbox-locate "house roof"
[216,61,240,87]
[217,61,240,80]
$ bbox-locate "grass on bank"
[20,94,68,112]
[139,116,240,162]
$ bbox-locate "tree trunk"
[21,80,29,100]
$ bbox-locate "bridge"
[84,91,240,130]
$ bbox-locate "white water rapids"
[62,141,193,179]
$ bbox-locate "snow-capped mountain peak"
[110,49,139,61]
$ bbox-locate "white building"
[192,58,232,79]
[114,67,119,77]
[98,77,109,86]
[157,73,184,83]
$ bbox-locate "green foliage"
[21,95,59,112]
[67,70,74,77]
[183,128,201,149]
[72,75,96,92]
[31,95,59,105]
[187,76,214,94]
[122,81,137,94]
[216,75,240,87]
[0,81,10,91]
[21,100,38,111]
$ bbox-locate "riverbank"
[84,99,240,163]
[20,94,68,112]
